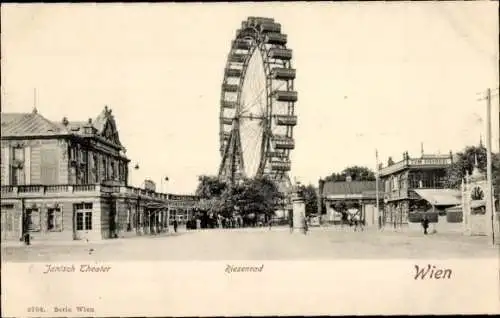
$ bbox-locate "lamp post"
[375,149,381,230]
[161,176,169,193]
[484,89,495,245]
[132,163,140,187]
[161,176,170,231]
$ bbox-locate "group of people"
[340,210,364,231]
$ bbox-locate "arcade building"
[1,107,200,242]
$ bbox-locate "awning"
[413,189,461,206]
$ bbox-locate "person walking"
[341,211,348,231]
[173,219,178,233]
[289,217,294,234]
[353,212,362,232]
[421,215,430,235]
[303,217,308,235]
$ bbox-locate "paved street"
[2,226,498,262]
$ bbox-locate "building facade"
[1,107,200,242]
[378,151,454,228]
[319,178,384,227]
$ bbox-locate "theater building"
[378,151,456,228]
[1,107,199,242]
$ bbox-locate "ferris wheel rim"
[219,17,297,183]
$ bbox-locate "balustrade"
[0,184,198,207]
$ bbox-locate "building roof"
[2,107,123,148]
[322,180,382,196]
[1,111,66,137]
[413,189,461,206]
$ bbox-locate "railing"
[384,189,408,201]
[1,184,197,203]
[379,157,452,176]
[73,184,97,192]
[46,185,70,193]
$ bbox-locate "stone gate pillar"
[292,184,306,233]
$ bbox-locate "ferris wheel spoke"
[242,80,287,116]
[240,123,263,177]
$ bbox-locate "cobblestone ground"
[2,226,498,262]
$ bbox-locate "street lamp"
[131,163,139,187]
[161,176,169,194]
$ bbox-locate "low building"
[378,150,455,229]
[319,177,384,227]
[0,107,200,242]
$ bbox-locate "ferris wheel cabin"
[268,48,293,60]
[274,115,297,126]
[273,90,298,102]
[229,53,247,64]
[265,33,288,45]
[271,68,296,80]
[272,136,295,150]
[270,159,292,171]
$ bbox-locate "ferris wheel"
[218,17,297,188]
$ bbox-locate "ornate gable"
[94,106,123,148]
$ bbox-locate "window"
[25,208,41,232]
[84,212,92,230]
[1,204,15,231]
[392,176,398,190]
[126,208,131,231]
[47,209,55,230]
[11,146,25,185]
[13,147,24,162]
[93,154,99,182]
[81,149,87,164]
[75,203,93,231]
[47,207,63,231]
[69,147,77,161]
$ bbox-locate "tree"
[298,184,318,216]
[446,145,500,196]
[194,175,283,221]
[324,165,376,182]
[195,175,227,199]
[235,177,284,218]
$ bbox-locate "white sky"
[1,2,499,194]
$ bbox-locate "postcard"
[1,2,499,316]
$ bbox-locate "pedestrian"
[23,232,31,246]
[353,212,362,232]
[303,217,308,235]
[341,211,348,230]
[173,219,178,233]
[289,217,293,233]
[421,215,430,235]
